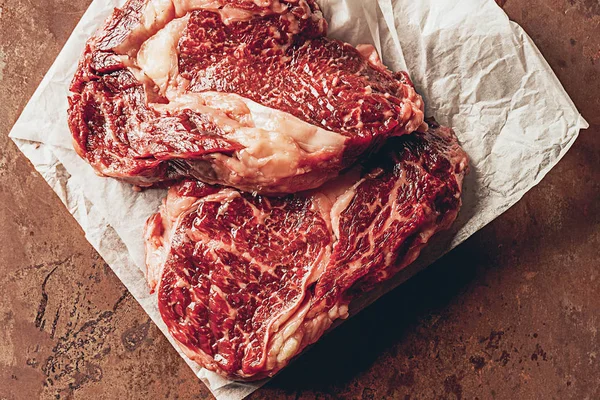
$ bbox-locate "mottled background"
[0,0,598,399]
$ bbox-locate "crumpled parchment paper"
[8,0,588,398]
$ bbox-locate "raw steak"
[68,0,426,194]
[144,121,469,380]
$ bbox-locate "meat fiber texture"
[9,0,587,398]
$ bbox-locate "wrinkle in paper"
[9,0,587,399]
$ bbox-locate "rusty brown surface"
[0,0,598,399]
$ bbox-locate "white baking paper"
[9,0,588,399]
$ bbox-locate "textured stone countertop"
[0,0,598,399]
